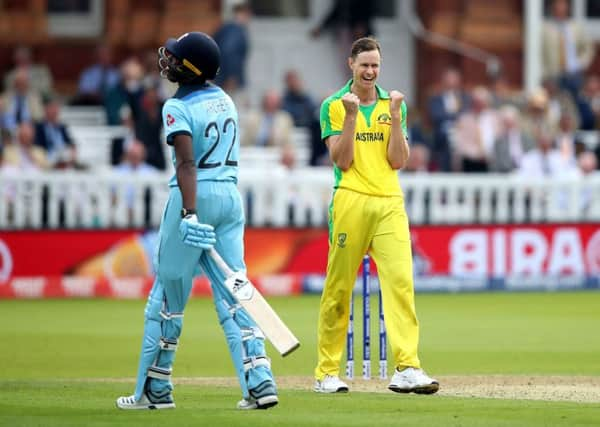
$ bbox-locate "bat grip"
[209,248,235,278]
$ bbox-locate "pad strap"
[228,303,243,316]
[147,366,172,381]
[160,310,184,321]
[243,356,271,372]
[241,327,265,341]
[159,337,178,351]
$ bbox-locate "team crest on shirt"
[166,113,175,126]
[337,233,347,248]
[377,113,392,125]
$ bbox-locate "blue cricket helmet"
[159,31,221,83]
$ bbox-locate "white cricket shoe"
[313,375,349,393]
[237,397,259,410]
[388,367,439,394]
[237,395,279,410]
[115,392,175,410]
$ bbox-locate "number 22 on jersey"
[198,118,238,169]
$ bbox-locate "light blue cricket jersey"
[162,83,239,187]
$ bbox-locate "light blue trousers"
[133,181,275,401]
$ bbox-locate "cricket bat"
[209,248,300,357]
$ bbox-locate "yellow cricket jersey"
[320,80,408,196]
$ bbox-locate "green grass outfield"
[1,292,600,426]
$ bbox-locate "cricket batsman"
[116,31,278,410]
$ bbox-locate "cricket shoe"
[237,395,278,410]
[115,392,175,410]
[388,367,439,394]
[313,375,349,393]
[239,380,278,409]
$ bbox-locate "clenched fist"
[389,90,405,116]
[341,92,360,115]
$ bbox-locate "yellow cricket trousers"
[315,188,420,380]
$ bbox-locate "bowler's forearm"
[330,115,357,171]
[387,115,409,169]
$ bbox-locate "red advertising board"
[411,224,600,276]
[1,224,599,297]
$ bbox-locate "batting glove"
[179,214,216,250]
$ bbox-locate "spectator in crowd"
[0,98,9,131]
[310,0,375,42]
[427,67,470,171]
[213,2,251,98]
[518,129,578,179]
[578,150,598,175]
[489,74,523,109]
[0,139,19,214]
[115,140,158,182]
[555,112,580,162]
[114,140,158,225]
[110,106,136,166]
[4,45,53,97]
[453,86,499,172]
[576,74,600,130]
[135,84,166,171]
[310,0,376,74]
[280,143,297,170]
[3,122,49,170]
[34,95,77,169]
[521,88,558,143]
[407,108,432,149]
[240,89,294,147]
[104,57,145,126]
[490,105,534,173]
[542,0,595,96]
[403,144,431,173]
[519,130,584,216]
[404,108,432,171]
[309,96,331,167]
[0,128,10,148]
[309,91,340,167]
[542,77,580,129]
[1,68,44,132]
[281,70,317,128]
[73,44,120,106]
[0,139,15,173]
[576,151,598,213]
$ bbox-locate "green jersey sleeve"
[320,97,343,141]
[401,101,408,141]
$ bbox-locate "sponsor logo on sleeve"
[166,113,175,126]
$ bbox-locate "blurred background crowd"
[0,0,599,184]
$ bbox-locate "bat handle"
[209,248,235,278]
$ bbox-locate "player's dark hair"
[350,37,381,59]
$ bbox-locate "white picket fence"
[1,169,600,229]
